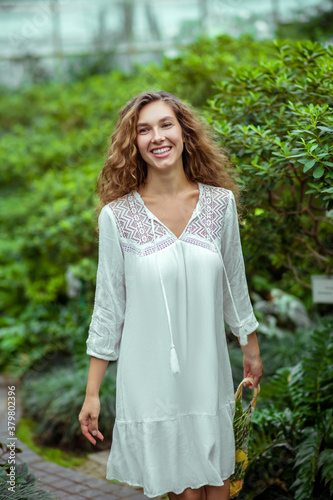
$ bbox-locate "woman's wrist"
[240,331,261,359]
[85,391,100,399]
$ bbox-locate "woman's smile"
[150,146,172,158]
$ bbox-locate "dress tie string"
[151,218,181,374]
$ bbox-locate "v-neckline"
[133,182,203,241]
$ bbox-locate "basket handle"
[234,377,260,410]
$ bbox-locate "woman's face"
[136,100,185,174]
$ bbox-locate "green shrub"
[0,301,90,377]
[207,40,333,300]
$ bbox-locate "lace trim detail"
[109,186,231,255]
[202,185,230,241]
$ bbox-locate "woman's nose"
[151,128,165,141]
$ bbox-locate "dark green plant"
[0,301,90,377]
[0,442,54,500]
[238,317,333,500]
[207,40,333,299]
[20,360,117,450]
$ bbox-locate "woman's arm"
[80,206,125,444]
[78,356,109,445]
[220,192,260,346]
[239,331,263,389]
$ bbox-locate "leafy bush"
[0,301,90,377]
[240,317,333,500]
[207,40,333,300]
[20,359,117,450]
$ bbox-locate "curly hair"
[94,90,242,231]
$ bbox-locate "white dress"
[86,182,259,498]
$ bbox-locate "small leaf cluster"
[0,444,53,499]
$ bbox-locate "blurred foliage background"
[0,3,333,499]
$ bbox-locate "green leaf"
[302,159,316,172]
[313,166,324,178]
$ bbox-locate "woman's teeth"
[151,147,171,154]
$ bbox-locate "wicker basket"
[229,377,260,499]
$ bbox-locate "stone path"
[0,374,164,500]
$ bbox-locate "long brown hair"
[95,90,242,231]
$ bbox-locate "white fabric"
[86,182,259,498]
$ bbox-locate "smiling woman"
[136,102,185,171]
[78,90,263,500]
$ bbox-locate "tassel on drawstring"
[170,344,181,374]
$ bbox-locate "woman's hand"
[243,354,263,389]
[78,395,104,445]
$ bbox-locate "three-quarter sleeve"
[86,204,126,361]
[221,192,259,345]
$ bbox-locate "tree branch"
[286,254,312,290]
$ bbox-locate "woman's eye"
[163,123,172,128]
[138,128,148,134]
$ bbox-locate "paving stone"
[108,483,130,494]
[50,478,76,490]
[33,469,53,480]
[53,491,70,499]
[57,467,83,480]
[93,495,120,500]
[36,473,65,485]
[63,482,93,495]
[129,494,151,500]
[68,469,98,483]
[20,453,42,464]
[31,460,57,471]
[38,485,58,493]
[96,482,130,494]
[115,485,145,497]
[84,476,113,488]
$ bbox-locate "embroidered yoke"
[86,182,259,498]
